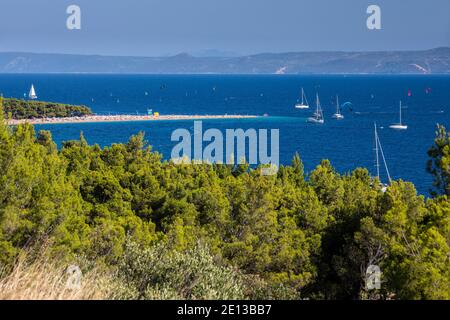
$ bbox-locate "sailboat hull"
[332,113,344,120]
[390,101,407,130]
[308,93,324,124]
[389,124,408,130]
[307,117,324,124]
[295,88,309,109]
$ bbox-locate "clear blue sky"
[0,0,449,56]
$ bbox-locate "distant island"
[1,97,92,120]
[0,47,449,74]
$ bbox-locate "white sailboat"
[374,123,392,192]
[307,93,324,124]
[389,101,407,130]
[28,84,37,100]
[295,88,309,109]
[332,95,344,120]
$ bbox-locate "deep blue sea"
[1,74,449,195]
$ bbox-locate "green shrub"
[114,241,245,300]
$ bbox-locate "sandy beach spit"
[7,114,259,125]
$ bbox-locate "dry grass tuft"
[0,254,115,300]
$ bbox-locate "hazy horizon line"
[1,47,449,59]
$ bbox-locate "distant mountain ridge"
[0,48,449,74]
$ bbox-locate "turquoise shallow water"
[1,74,450,195]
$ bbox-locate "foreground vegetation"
[0,105,448,299]
[1,97,92,119]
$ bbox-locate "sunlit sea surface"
[1,74,449,195]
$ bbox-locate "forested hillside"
[0,104,448,300]
[1,48,449,74]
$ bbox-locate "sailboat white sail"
[28,84,37,100]
[389,101,407,130]
[332,95,344,120]
[307,93,324,124]
[374,123,392,192]
[295,88,309,109]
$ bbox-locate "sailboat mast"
[336,95,340,114]
[378,135,392,183]
[316,93,319,115]
[399,101,402,125]
[374,123,380,179]
[301,88,304,104]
